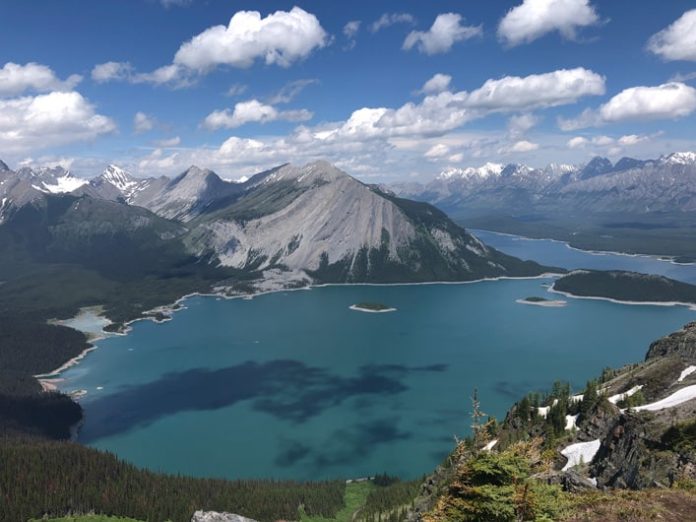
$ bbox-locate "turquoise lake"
[58,234,696,481]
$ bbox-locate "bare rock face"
[191,511,258,522]
[646,322,696,361]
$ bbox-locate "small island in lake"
[552,270,696,306]
[349,302,397,313]
[516,296,567,307]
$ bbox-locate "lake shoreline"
[473,228,696,267]
[548,285,696,311]
[40,272,564,388]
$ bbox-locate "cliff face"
[646,321,696,360]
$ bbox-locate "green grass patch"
[301,481,374,522]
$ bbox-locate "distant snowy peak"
[543,163,577,176]
[32,171,88,194]
[101,164,137,191]
[0,159,9,172]
[662,151,696,165]
[437,162,504,180]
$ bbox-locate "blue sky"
[1,0,696,181]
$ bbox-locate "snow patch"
[483,439,498,451]
[608,385,643,405]
[678,366,696,383]
[561,439,601,471]
[631,385,696,412]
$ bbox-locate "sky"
[1,0,696,182]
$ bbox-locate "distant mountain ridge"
[0,159,548,286]
[392,152,696,218]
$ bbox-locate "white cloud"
[134,112,155,133]
[592,135,613,146]
[498,0,600,47]
[91,61,192,88]
[202,99,313,130]
[370,13,416,33]
[343,20,361,38]
[559,82,696,129]
[0,91,115,153]
[226,83,247,97]
[420,73,452,94]
[424,143,450,158]
[91,61,133,83]
[160,0,192,7]
[0,62,82,96]
[507,113,539,137]
[465,67,605,110]
[343,20,361,49]
[154,136,181,147]
[403,14,482,55]
[567,136,588,148]
[267,79,318,104]
[618,134,648,146]
[510,140,539,152]
[174,7,328,70]
[648,9,696,62]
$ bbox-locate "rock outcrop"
[191,510,258,522]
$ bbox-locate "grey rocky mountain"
[392,152,696,219]
[0,158,547,284]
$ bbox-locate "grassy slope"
[301,482,373,522]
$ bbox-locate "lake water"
[57,234,696,481]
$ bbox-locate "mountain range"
[0,159,546,289]
[392,152,696,220]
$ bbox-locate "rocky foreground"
[409,322,696,520]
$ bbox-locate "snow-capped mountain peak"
[31,171,88,194]
[102,164,137,192]
[662,151,696,165]
[437,162,504,180]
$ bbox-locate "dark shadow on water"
[80,360,447,442]
[272,417,412,470]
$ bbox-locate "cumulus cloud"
[567,133,650,149]
[559,82,696,130]
[419,73,452,94]
[618,134,648,146]
[91,61,133,83]
[509,140,539,152]
[567,136,589,148]
[133,112,155,133]
[0,62,82,96]
[465,67,605,110]
[648,9,696,62]
[370,13,416,33]
[202,99,313,130]
[498,0,600,47]
[403,14,482,55]
[0,91,115,153]
[174,7,328,70]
